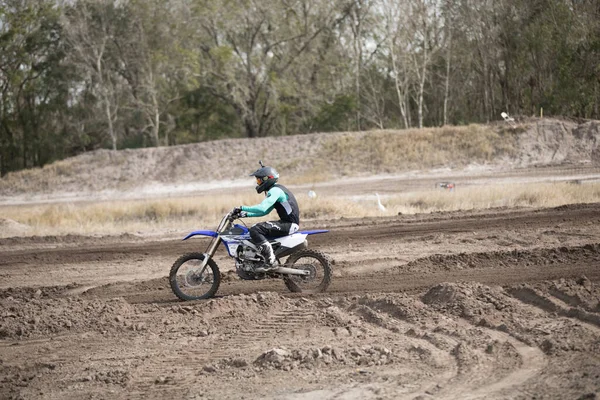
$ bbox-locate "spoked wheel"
[169,253,221,301]
[283,249,332,293]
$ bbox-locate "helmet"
[250,162,279,194]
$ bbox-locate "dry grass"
[317,124,518,176]
[0,193,258,236]
[382,182,600,214]
[286,160,333,185]
[1,182,599,238]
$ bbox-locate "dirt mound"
[0,133,332,197]
[515,119,600,166]
[252,345,393,371]
[0,285,82,301]
[2,118,599,198]
[403,243,600,273]
[0,218,31,235]
[451,340,521,376]
[549,276,600,312]
[421,282,516,321]
[0,232,143,248]
[422,279,600,355]
[0,296,134,339]
[0,291,291,340]
[577,121,600,166]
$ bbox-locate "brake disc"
[185,269,206,286]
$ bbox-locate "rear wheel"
[283,249,332,293]
[169,253,220,301]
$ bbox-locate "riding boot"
[259,242,277,266]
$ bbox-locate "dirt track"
[2,204,600,399]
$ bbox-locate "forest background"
[1,0,599,177]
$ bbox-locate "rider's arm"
[241,187,286,217]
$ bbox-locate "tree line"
[1,0,599,176]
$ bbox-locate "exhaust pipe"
[254,266,311,275]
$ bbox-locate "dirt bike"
[169,209,333,301]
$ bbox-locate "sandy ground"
[2,118,600,399]
[1,197,600,399]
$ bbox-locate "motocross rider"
[233,163,300,269]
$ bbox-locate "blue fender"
[182,230,218,241]
[299,230,329,235]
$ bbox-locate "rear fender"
[275,233,307,248]
[274,230,328,249]
[273,230,328,258]
[299,230,329,235]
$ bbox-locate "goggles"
[256,177,263,185]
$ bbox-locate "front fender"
[182,230,218,241]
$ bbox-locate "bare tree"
[62,0,125,150]
[115,0,196,146]
[380,0,412,128]
[361,66,388,129]
[442,0,457,126]
[408,0,445,128]
[194,0,350,138]
[348,0,376,130]
[442,30,452,125]
[454,0,500,122]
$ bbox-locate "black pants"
[249,221,297,245]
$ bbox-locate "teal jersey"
[242,186,287,217]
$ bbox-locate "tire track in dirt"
[366,295,545,400]
[507,286,600,330]
[346,297,460,397]
[6,236,596,307]
[205,308,321,360]
[2,203,600,294]
[447,329,546,400]
[64,259,599,305]
[417,279,600,399]
[217,263,600,300]
[311,292,548,400]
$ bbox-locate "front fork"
[197,236,222,275]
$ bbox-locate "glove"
[231,207,247,218]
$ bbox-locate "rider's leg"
[260,242,276,265]
[249,222,277,265]
[249,221,294,265]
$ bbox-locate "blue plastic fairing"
[298,230,329,235]
[182,230,218,240]
[233,224,249,233]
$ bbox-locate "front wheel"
[169,253,221,301]
[283,249,332,294]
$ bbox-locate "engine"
[235,244,266,280]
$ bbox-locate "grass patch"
[286,160,332,185]
[318,125,518,175]
[1,182,599,238]
[1,193,260,236]
[380,182,600,214]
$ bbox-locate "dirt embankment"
[1,118,599,198]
